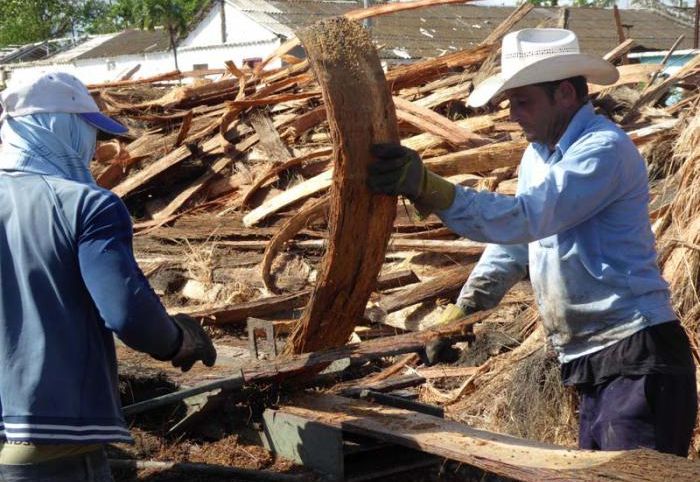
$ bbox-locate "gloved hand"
[424,304,477,366]
[368,143,456,212]
[170,314,217,372]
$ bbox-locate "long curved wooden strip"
[261,195,329,294]
[283,18,399,355]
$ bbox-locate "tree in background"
[0,0,80,46]
[131,0,191,71]
[0,0,206,53]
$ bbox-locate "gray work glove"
[424,304,477,366]
[368,144,456,212]
[170,314,217,372]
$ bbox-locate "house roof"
[237,1,695,60]
[73,29,171,60]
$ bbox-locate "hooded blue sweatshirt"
[0,113,180,444]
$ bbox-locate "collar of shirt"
[531,102,596,162]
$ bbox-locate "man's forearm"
[457,243,528,311]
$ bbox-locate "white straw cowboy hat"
[468,28,619,108]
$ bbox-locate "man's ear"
[555,80,578,107]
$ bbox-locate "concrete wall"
[180,1,278,48]
[4,39,281,87]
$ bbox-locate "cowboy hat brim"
[467,53,620,108]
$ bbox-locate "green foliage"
[0,0,79,46]
[0,0,208,47]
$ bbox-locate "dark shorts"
[577,372,697,456]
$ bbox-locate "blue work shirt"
[438,103,675,362]
[0,112,181,444]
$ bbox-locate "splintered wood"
[283,18,399,355]
[91,2,700,477]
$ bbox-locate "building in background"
[1,0,696,86]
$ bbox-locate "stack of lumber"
[89,0,700,477]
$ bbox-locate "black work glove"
[170,314,217,372]
[368,143,425,200]
[368,143,456,212]
[424,304,478,366]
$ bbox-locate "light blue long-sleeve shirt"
[438,103,675,363]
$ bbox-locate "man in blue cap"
[368,29,696,456]
[0,72,216,480]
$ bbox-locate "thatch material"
[658,107,700,334]
[440,327,578,447]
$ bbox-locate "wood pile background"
[86,0,700,457]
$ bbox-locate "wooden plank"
[393,96,485,146]
[242,310,494,382]
[377,263,476,316]
[284,18,399,355]
[602,38,636,63]
[415,366,479,379]
[281,394,700,482]
[403,110,509,152]
[242,170,333,227]
[478,2,534,47]
[112,134,224,198]
[612,6,629,64]
[239,148,332,207]
[385,45,491,91]
[151,157,231,221]
[589,64,661,95]
[249,109,293,163]
[423,140,528,177]
[193,290,312,325]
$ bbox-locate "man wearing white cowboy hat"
[0,72,216,480]
[368,29,696,455]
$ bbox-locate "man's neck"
[546,101,586,151]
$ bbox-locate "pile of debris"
[84,2,700,480]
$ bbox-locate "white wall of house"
[3,0,286,87]
[180,1,278,48]
[4,39,281,87]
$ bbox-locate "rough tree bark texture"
[284,17,399,354]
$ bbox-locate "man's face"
[505,84,570,147]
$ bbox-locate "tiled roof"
[241,1,695,59]
[74,29,171,60]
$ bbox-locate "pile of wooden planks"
[95,1,700,478]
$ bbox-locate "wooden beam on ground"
[249,109,293,163]
[284,18,399,355]
[191,290,311,325]
[393,96,486,147]
[423,140,527,177]
[123,310,492,415]
[243,170,333,227]
[374,263,477,318]
[190,269,420,326]
[281,394,700,481]
[242,310,493,382]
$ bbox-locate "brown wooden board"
[284,18,399,354]
[281,393,700,482]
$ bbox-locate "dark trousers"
[577,373,697,456]
[0,449,113,482]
